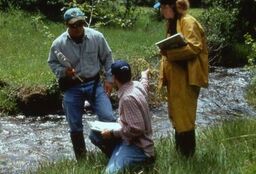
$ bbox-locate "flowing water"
[0,67,255,174]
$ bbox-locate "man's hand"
[141,68,150,79]
[101,129,112,139]
[65,67,75,77]
[104,81,113,96]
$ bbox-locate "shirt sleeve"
[165,18,203,61]
[98,33,113,82]
[113,96,146,141]
[140,75,149,94]
[47,44,66,79]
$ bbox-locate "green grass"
[0,7,203,87]
[0,7,161,113]
[246,75,256,108]
[32,118,256,174]
[0,9,62,86]
[100,8,164,60]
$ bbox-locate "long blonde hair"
[176,0,190,15]
[166,0,190,35]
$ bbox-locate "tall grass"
[33,118,256,174]
[246,76,256,109]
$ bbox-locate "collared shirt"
[47,27,113,82]
[113,77,154,157]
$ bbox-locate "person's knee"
[105,162,122,174]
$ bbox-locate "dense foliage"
[67,0,139,28]
[245,34,256,67]
[244,34,256,107]
[199,0,256,66]
[0,0,140,28]
[199,6,238,65]
[202,0,256,40]
[0,0,65,21]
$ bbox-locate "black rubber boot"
[175,129,196,158]
[70,132,87,161]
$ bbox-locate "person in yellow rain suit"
[154,0,208,157]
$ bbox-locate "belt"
[58,74,100,92]
[76,74,100,84]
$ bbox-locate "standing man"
[47,7,116,161]
[102,60,155,174]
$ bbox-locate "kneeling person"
[102,60,155,174]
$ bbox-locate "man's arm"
[98,33,114,94]
[98,33,113,82]
[47,45,66,79]
[140,69,150,94]
[113,97,146,141]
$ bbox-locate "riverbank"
[32,118,256,174]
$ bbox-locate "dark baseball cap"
[111,60,131,75]
[64,7,86,24]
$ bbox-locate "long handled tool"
[54,50,84,82]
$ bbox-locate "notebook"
[87,120,121,132]
[155,33,187,50]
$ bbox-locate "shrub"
[135,0,156,7]
[190,0,203,7]
[199,6,237,65]
[65,0,140,28]
[0,0,141,28]
[200,0,256,66]
[246,76,256,108]
[244,33,256,68]
[129,57,167,108]
[221,43,250,67]
[0,87,19,115]
[244,34,256,108]
[0,0,65,21]
[202,0,256,40]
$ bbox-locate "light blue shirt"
[48,27,113,82]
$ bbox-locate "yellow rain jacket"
[159,14,208,133]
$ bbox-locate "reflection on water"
[0,67,255,174]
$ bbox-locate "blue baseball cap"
[153,0,176,9]
[153,2,161,9]
[111,60,131,75]
[64,7,86,24]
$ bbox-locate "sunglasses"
[68,21,85,29]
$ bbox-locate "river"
[0,67,255,174]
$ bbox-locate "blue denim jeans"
[105,143,148,174]
[63,80,116,132]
